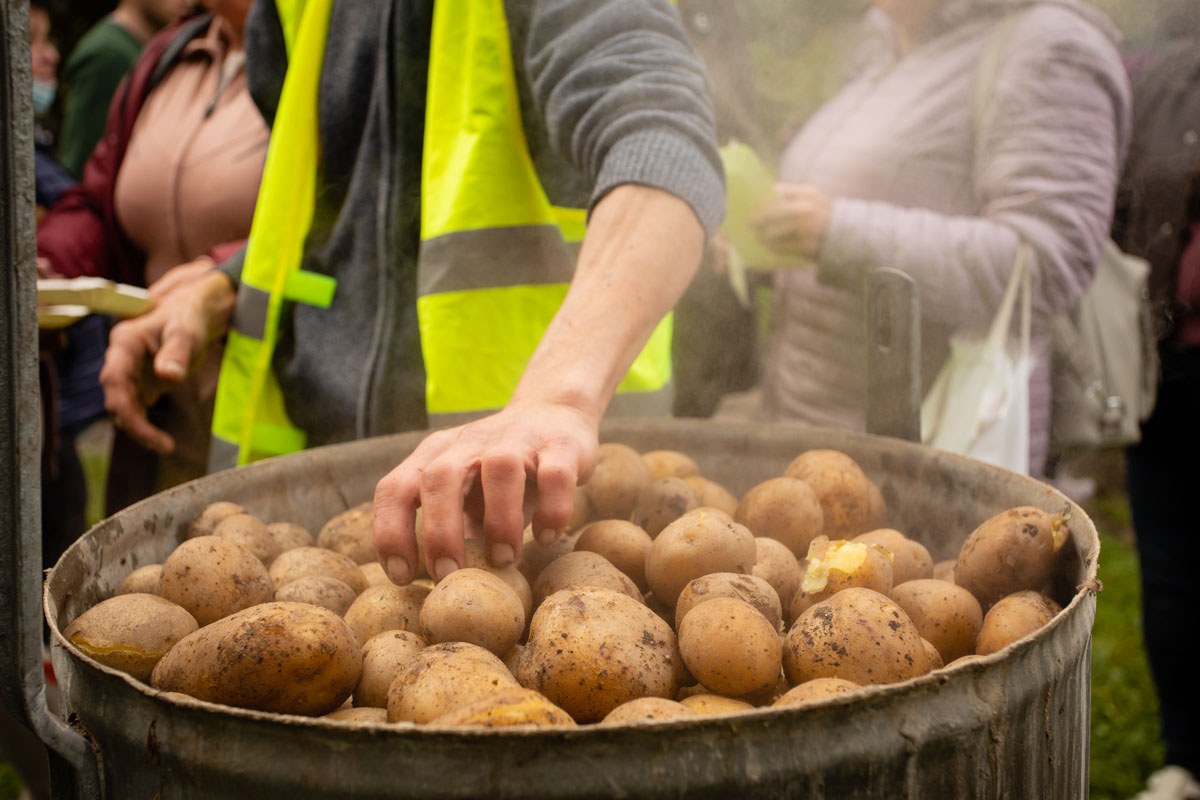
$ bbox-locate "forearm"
[510,184,705,421]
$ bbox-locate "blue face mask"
[32,79,56,115]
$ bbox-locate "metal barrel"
[44,418,1098,799]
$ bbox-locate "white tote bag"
[921,246,1033,474]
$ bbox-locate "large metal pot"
[44,419,1098,799]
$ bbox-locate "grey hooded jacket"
[237,0,724,447]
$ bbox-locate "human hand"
[373,401,599,585]
[750,184,833,261]
[100,270,235,454]
[148,256,217,300]
[36,256,61,279]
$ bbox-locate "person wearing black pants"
[1115,29,1200,800]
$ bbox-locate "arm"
[373,185,705,584]
[759,12,1131,328]
[373,0,722,585]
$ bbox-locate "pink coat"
[758,0,1132,475]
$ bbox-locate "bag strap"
[984,244,1032,356]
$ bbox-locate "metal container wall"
[45,419,1099,799]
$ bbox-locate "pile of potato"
[61,444,1072,728]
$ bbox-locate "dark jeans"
[1126,345,1200,775]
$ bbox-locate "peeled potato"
[789,538,893,622]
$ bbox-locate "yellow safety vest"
[209,0,673,470]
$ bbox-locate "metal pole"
[865,268,922,443]
[0,1,102,796]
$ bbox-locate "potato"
[783,587,931,686]
[317,502,376,565]
[773,677,861,708]
[630,477,700,538]
[213,512,281,566]
[585,442,652,520]
[975,591,1062,655]
[344,583,431,647]
[187,501,245,538]
[566,486,593,533]
[601,697,698,725]
[784,449,879,538]
[151,601,361,716]
[64,593,198,682]
[269,546,368,595]
[324,707,388,724]
[674,572,782,632]
[921,638,944,670]
[853,529,933,585]
[427,687,576,729]
[890,579,983,664]
[641,450,701,481]
[274,575,359,616]
[678,694,756,716]
[461,540,534,620]
[517,587,682,723]
[267,521,314,552]
[734,477,824,558]
[574,519,653,592]
[354,630,427,709]
[932,559,956,583]
[645,508,757,607]
[516,527,582,586]
[420,568,526,656]
[678,597,782,698]
[114,564,163,596]
[533,550,643,608]
[683,476,740,516]
[752,538,803,610]
[360,561,393,588]
[954,507,1068,608]
[387,642,519,724]
[159,536,275,627]
[789,538,893,622]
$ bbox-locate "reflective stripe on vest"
[208,0,335,470]
[418,0,673,423]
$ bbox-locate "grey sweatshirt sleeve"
[817,7,1131,324]
[521,0,726,235]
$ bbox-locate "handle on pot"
[866,268,922,442]
[1,4,103,796]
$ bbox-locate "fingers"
[100,321,175,454]
[154,317,203,382]
[478,449,532,567]
[531,444,579,546]
[373,460,423,585]
[414,455,471,581]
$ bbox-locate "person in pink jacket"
[748,0,1131,477]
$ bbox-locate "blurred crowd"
[9,1,1200,798]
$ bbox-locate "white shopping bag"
[921,246,1033,474]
